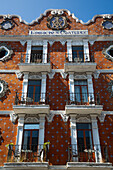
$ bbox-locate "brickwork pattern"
[46,73,69,110]
[98,115,113,164]
[45,115,70,165]
[0,41,26,70]
[0,115,18,166]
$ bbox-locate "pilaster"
[22,72,29,100]
[39,114,46,145]
[91,115,102,162]
[43,40,48,63]
[87,73,95,104]
[40,73,47,103]
[26,40,32,63]
[83,39,90,61]
[69,72,74,102]
[67,40,72,62]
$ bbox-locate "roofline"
[0,9,113,26]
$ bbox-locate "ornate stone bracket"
[20,40,27,46]
[98,112,106,123]
[48,70,67,79]
[49,40,66,46]
[10,113,18,123]
[16,71,23,79]
[93,70,100,79]
[47,111,69,122]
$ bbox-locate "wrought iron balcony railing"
[66,93,100,105]
[20,53,50,63]
[14,91,49,105]
[68,144,110,163]
[6,144,49,162]
[65,53,95,63]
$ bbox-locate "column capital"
[27,40,32,46]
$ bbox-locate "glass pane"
[31,131,39,152]
[28,86,34,99]
[85,131,92,149]
[77,123,91,130]
[23,131,30,150]
[28,80,41,86]
[77,130,85,152]
[72,46,83,51]
[74,80,87,85]
[82,86,88,102]
[75,86,81,102]
[32,46,43,51]
[24,124,39,130]
[34,86,41,102]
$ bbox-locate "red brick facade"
[0,10,113,168]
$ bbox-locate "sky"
[0,0,113,23]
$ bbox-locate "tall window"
[74,80,88,104]
[77,123,93,152]
[72,46,84,62]
[28,80,41,103]
[23,124,39,152]
[31,46,43,63]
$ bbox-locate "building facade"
[0,9,113,170]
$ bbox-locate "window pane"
[77,130,85,152]
[75,86,81,102]
[28,86,34,99]
[31,131,39,151]
[28,80,41,86]
[85,131,93,149]
[74,80,87,85]
[34,86,41,102]
[24,124,39,130]
[72,46,83,51]
[82,86,88,102]
[23,131,30,150]
[32,46,43,51]
[77,123,91,129]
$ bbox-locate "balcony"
[64,53,97,73]
[65,93,103,115]
[13,91,50,115]
[4,144,112,170]
[4,144,49,170]
[67,144,112,170]
[18,53,51,73]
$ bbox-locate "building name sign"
[29,30,88,36]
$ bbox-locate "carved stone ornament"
[102,20,113,30]
[47,12,68,30]
[0,79,8,98]
[0,43,13,61]
[102,45,113,62]
[76,115,91,123]
[107,80,113,97]
[24,114,39,123]
[28,73,42,79]
[0,19,14,30]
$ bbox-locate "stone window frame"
[0,44,13,61]
[103,45,113,62]
[107,80,113,97]
[0,79,8,98]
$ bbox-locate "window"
[72,46,84,62]
[23,124,39,152]
[27,80,41,103]
[74,80,88,104]
[77,123,93,152]
[31,46,43,63]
